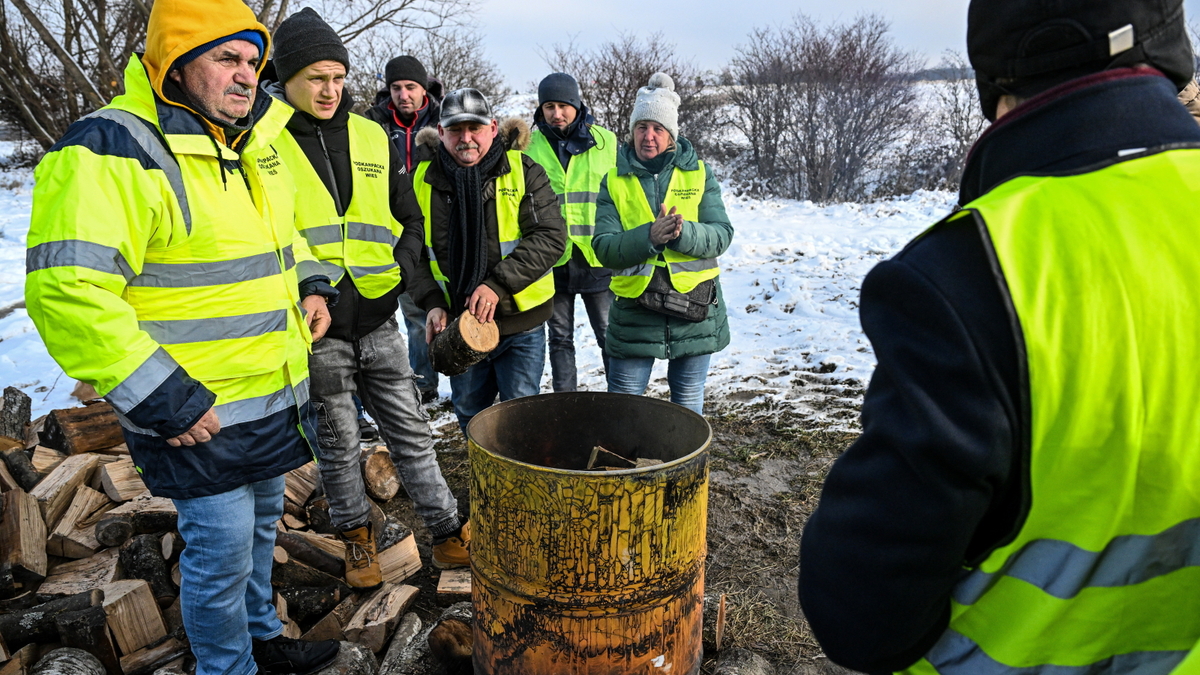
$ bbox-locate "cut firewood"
[377,613,422,674]
[361,447,399,502]
[428,618,472,674]
[30,447,67,476]
[276,531,343,578]
[283,463,318,519]
[47,486,113,559]
[0,633,8,661]
[40,404,123,455]
[93,444,128,457]
[70,382,98,404]
[273,593,301,639]
[436,568,471,598]
[37,549,120,599]
[161,597,182,635]
[273,546,288,565]
[54,606,121,675]
[118,637,188,675]
[0,590,101,652]
[99,458,148,503]
[101,579,167,655]
[280,513,305,530]
[300,594,359,642]
[158,533,183,563]
[272,553,349,595]
[0,590,36,613]
[2,489,47,583]
[95,497,176,548]
[428,310,499,376]
[169,564,180,590]
[1,447,40,492]
[716,593,727,652]
[379,533,420,585]
[304,497,335,535]
[27,647,105,675]
[635,457,665,468]
[344,583,419,652]
[586,445,635,471]
[0,456,19,492]
[119,535,176,607]
[0,387,31,445]
[287,530,344,558]
[279,586,343,624]
[0,643,38,675]
[30,454,99,529]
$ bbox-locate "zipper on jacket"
[315,125,345,215]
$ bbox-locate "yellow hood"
[143,0,270,101]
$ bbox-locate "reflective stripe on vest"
[275,115,402,299]
[606,161,717,298]
[524,124,617,267]
[900,150,1200,674]
[412,152,555,312]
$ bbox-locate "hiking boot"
[420,388,439,405]
[432,521,470,570]
[251,635,339,675]
[341,523,382,589]
[357,417,378,442]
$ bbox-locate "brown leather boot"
[432,521,470,570]
[340,523,382,589]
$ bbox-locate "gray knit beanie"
[272,8,349,85]
[629,72,680,139]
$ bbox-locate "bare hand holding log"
[426,308,448,344]
[467,284,500,324]
[165,409,219,448]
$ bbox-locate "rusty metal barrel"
[467,392,712,675]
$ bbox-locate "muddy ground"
[382,395,861,675]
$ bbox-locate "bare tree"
[728,14,922,203]
[540,32,726,156]
[0,0,468,152]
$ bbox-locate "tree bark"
[428,311,499,376]
[0,387,31,442]
[0,590,102,651]
[29,648,106,675]
[54,607,121,675]
[119,534,177,606]
[276,531,344,578]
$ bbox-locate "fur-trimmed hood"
[415,117,531,152]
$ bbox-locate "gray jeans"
[547,290,613,392]
[309,318,458,536]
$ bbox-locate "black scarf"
[438,139,507,313]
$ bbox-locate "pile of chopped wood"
[0,386,460,675]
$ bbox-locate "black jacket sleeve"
[389,141,424,292]
[798,218,1026,673]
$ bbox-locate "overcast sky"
[474,0,1200,92]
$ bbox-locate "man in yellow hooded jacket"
[25,1,340,673]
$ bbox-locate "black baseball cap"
[440,88,493,127]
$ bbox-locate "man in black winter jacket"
[799,0,1200,673]
[268,11,469,587]
[364,54,442,402]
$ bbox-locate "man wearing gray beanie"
[524,72,618,393]
[267,9,469,588]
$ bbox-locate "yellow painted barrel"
[467,392,711,675]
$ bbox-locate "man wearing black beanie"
[800,1,1200,673]
[266,9,469,590]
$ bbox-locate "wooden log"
[272,554,349,595]
[99,458,148,503]
[30,454,99,529]
[377,518,411,552]
[40,404,123,455]
[428,310,499,376]
[344,584,419,653]
[37,549,120,599]
[0,455,19,492]
[118,638,188,675]
[101,580,167,655]
[2,489,47,583]
[54,606,121,675]
[69,382,98,404]
[169,564,180,589]
[436,568,471,598]
[280,513,306,530]
[0,590,36,612]
[160,597,183,636]
[276,531,343,578]
[0,644,39,675]
[273,594,302,639]
[301,593,359,642]
[312,642,374,675]
[283,463,318,519]
[30,447,67,476]
[0,387,31,444]
[427,618,472,675]
[0,633,8,662]
[379,534,420,585]
[361,447,399,502]
[1,448,40,492]
[47,486,112,559]
[376,613,422,675]
[28,648,105,675]
[0,590,102,651]
[158,533,183,563]
[95,497,176,548]
[119,535,176,606]
[279,586,343,624]
[288,530,344,558]
[304,497,336,535]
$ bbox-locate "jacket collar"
[959,67,1200,205]
[266,80,354,138]
[423,141,512,192]
[534,104,598,156]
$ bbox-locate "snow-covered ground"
[0,156,957,429]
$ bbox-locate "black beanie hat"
[385,55,428,88]
[968,0,1193,120]
[272,8,349,85]
[537,72,582,110]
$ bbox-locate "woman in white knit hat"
[592,72,734,414]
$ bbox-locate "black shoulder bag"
[636,264,716,323]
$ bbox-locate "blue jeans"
[175,476,286,675]
[400,294,438,395]
[547,290,612,392]
[450,325,546,432]
[607,354,712,415]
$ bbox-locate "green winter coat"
[593,138,733,360]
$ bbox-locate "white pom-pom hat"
[630,71,681,140]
